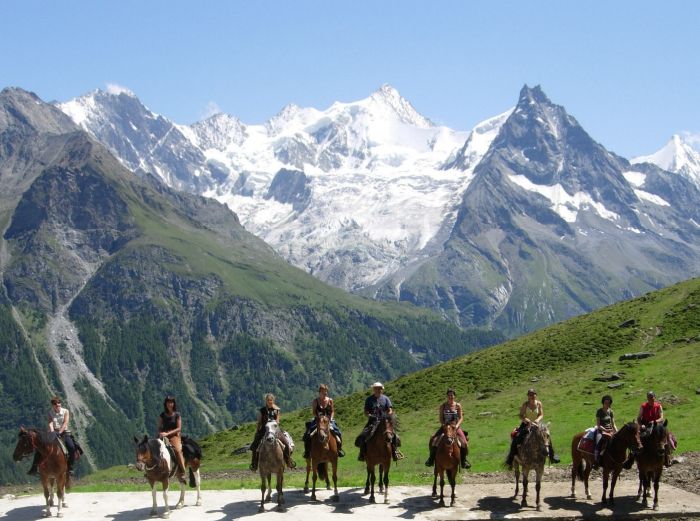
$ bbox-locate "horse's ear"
[19,426,26,433]
[133,435,139,444]
[143,434,149,443]
[663,419,668,427]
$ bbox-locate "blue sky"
[2,1,699,157]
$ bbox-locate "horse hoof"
[369,496,376,504]
[536,505,542,512]
[326,485,331,491]
[149,509,158,517]
[311,494,317,501]
[303,487,309,493]
[586,493,592,500]
[161,512,170,519]
[258,507,265,513]
[57,514,63,518]
[363,488,369,496]
[176,502,184,509]
[43,512,51,518]
[438,500,445,508]
[521,501,528,508]
[196,500,202,506]
[431,492,437,498]
[653,504,659,511]
[332,495,339,502]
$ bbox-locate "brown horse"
[512,422,550,510]
[304,415,339,502]
[363,415,394,504]
[256,420,286,512]
[13,427,70,518]
[431,424,460,507]
[635,420,667,510]
[134,435,202,518]
[571,422,641,503]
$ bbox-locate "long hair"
[163,395,178,412]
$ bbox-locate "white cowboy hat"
[371,382,384,389]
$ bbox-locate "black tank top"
[315,399,332,417]
[160,411,180,431]
[260,406,279,423]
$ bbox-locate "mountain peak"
[367,84,433,128]
[518,84,552,107]
[632,134,700,186]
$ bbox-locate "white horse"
[257,421,287,512]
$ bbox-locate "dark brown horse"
[635,420,667,510]
[13,427,70,518]
[134,435,202,518]
[595,422,642,506]
[304,415,339,502]
[571,422,641,503]
[363,415,394,504]
[431,423,460,507]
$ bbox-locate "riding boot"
[337,439,345,457]
[548,444,560,464]
[27,452,41,475]
[425,445,436,467]
[460,447,471,469]
[592,449,600,469]
[250,451,259,471]
[303,436,311,459]
[284,446,296,469]
[358,443,366,461]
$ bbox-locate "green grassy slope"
[76,277,700,490]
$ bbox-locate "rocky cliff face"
[0,87,499,480]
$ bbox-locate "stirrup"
[461,459,471,469]
[338,449,345,457]
[393,449,404,461]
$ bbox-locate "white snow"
[633,134,700,187]
[634,189,670,206]
[622,170,646,187]
[508,174,619,223]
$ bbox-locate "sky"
[2,1,699,158]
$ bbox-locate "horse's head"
[381,415,395,444]
[442,423,456,446]
[263,420,279,443]
[317,415,330,445]
[13,427,35,462]
[620,421,643,452]
[649,420,668,456]
[133,434,154,472]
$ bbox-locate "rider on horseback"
[505,388,560,469]
[425,388,471,469]
[624,390,669,468]
[249,393,296,471]
[593,394,617,468]
[355,382,401,462]
[28,396,78,476]
[302,384,345,459]
[158,395,187,484]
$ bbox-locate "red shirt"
[640,402,662,424]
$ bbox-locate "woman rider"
[302,384,345,459]
[593,394,617,467]
[28,396,79,476]
[505,388,560,468]
[249,393,296,470]
[158,395,187,484]
[425,388,471,469]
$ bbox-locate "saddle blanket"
[282,431,295,452]
[577,428,597,455]
[158,439,172,471]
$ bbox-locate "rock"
[593,373,622,382]
[672,456,685,465]
[231,445,250,455]
[530,377,540,382]
[607,382,624,389]
[478,411,493,417]
[696,389,700,395]
[618,319,637,328]
[583,401,593,405]
[1,494,16,500]
[619,352,654,361]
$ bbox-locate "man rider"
[355,382,401,462]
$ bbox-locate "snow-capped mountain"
[59,84,507,291]
[57,84,700,335]
[632,134,700,188]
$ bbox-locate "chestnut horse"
[13,427,70,518]
[363,415,394,504]
[512,422,550,510]
[304,415,339,502]
[635,420,667,510]
[133,435,202,518]
[570,422,641,504]
[431,423,460,507]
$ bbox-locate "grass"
[71,277,700,492]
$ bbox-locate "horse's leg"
[513,462,520,500]
[363,467,370,495]
[609,469,619,506]
[42,475,51,518]
[652,470,660,510]
[570,455,577,498]
[175,479,185,509]
[55,475,64,518]
[432,467,438,498]
[194,468,202,506]
[277,469,285,509]
[378,463,384,493]
[331,459,339,501]
[449,469,457,507]
[535,468,542,511]
[601,469,609,505]
[437,470,445,507]
[149,479,158,517]
[162,479,171,518]
[311,462,318,501]
[642,472,650,508]
[584,457,592,500]
[368,467,376,503]
[325,462,331,490]
[258,474,266,513]
[266,472,273,503]
[383,460,390,504]
[521,469,529,508]
[304,458,311,493]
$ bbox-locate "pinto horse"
[257,420,286,512]
[635,420,667,510]
[363,415,394,504]
[304,415,339,502]
[570,422,641,504]
[133,435,202,518]
[431,424,460,507]
[512,422,550,511]
[13,427,70,518]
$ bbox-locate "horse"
[635,420,667,510]
[431,423,460,507]
[363,414,394,504]
[257,420,286,512]
[133,435,202,518]
[570,422,641,504]
[13,427,70,518]
[304,415,339,502]
[512,422,550,510]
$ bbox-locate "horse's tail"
[576,460,585,482]
[189,466,196,488]
[317,462,327,481]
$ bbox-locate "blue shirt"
[364,394,393,417]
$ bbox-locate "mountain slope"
[379,86,700,334]
[0,88,502,481]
